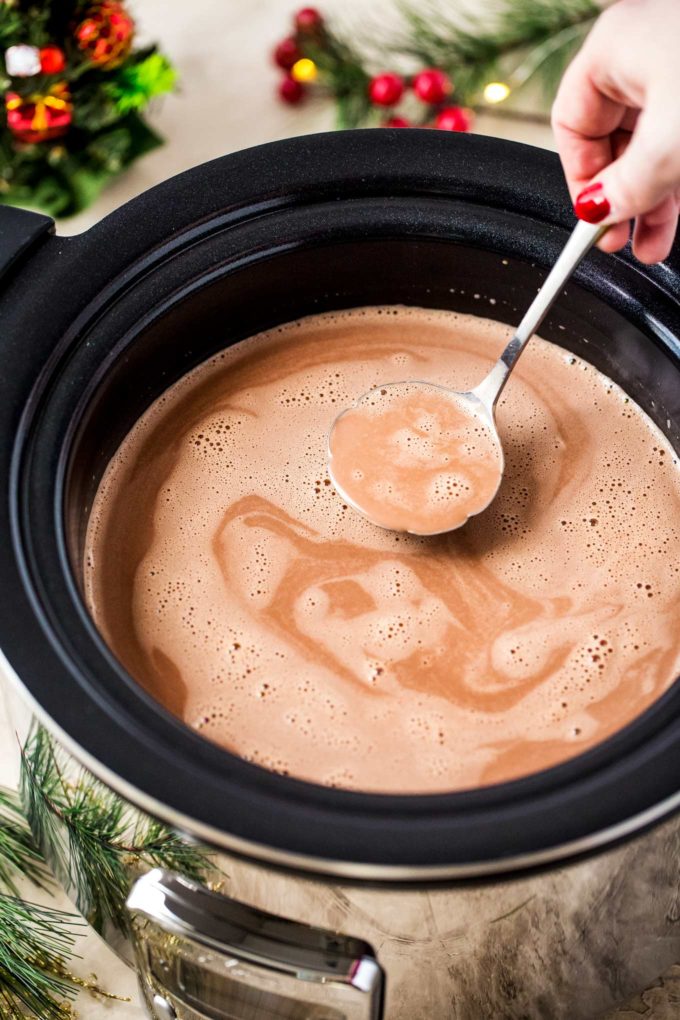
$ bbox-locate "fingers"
[598,221,632,254]
[551,52,633,252]
[551,51,625,200]
[551,0,680,261]
[554,73,680,256]
[593,85,680,224]
[632,195,680,263]
[596,130,633,253]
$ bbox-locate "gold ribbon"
[6,82,72,131]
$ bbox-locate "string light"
[483,81,511,104]
[291,57,318,83]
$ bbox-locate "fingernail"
[574,182,611,224]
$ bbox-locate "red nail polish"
[574,182,611,224]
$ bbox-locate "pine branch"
[394,0,595,62]
[282,0,599,128]
[506,20,587,98]
[391,0,598,102]
[0,898,81,1020]
[305,31,373,129]
[0,788,84,1020]
[0,7,23,47]
[0,788,49,897]
[20,726,216,937]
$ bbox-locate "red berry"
[413,68,453,105]
[382,116,411,128]
[295,7,323,32]
[279,75,306,105]
[39,44,66,74]
[368,72,404,107]
[273,36,302,70]
[434,106,472,132]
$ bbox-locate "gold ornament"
[483,81,511,104]
[291,57,318,83]
[5,82,72,143]
[74,0,134,68]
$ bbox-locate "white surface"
[0,1,677,1016]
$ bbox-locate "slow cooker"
[0,130,679,1020]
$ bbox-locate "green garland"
[389,0,599,106]
[0,788,47,896]
[0,726,216,1019]
[0,895,82,1020]
[0,786,79,1020]
[0,0,176,216]
[275,0,600,129]
[20,726,215,937]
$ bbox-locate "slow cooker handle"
[0,206,54,284]
[127,868,384,1020]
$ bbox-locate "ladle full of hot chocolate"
[328,219,606,535]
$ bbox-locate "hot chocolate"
[84,307,680,793]
[328,382,502,534]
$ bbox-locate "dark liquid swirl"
[84,307,680,792]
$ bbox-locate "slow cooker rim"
[1,130,679,881]
[4,648,680,885]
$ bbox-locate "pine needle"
[20,726,215,936]
[0,725,216,1018]
[289,0,600,127]
[0,896,82,1020]
[392,0,599,101]
[0,787,85,1020]
[0,788,49,897]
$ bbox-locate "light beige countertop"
[0,0,678,1016]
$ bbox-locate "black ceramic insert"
[0,130,678,876]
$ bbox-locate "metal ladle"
[328,218,606,536]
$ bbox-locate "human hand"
[551,0,680,263]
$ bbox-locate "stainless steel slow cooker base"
[1,131,679,1019]
[129,823,680,1020]
[5,674,679,1020]
[4,668,677,1020]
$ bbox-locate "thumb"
[588,91,680,223]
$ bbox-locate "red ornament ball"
[295,7,323,32]
[434,106,473,132]
[413,68,453,105]
[75,0,134,68]
[382,115,411,128]
[279,75,306,104]
[368,72,404,107]
[39,45,66,74]
[273,36,302,70]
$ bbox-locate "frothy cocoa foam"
[329,381,502,534]
[84,307,680,793]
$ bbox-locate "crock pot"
[0,130,679,1020]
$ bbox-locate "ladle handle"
[473,219,607,411]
